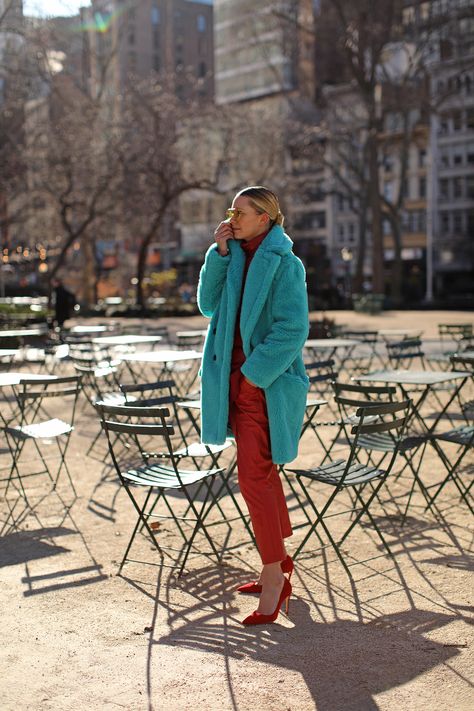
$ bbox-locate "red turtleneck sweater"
[230,230,269,388]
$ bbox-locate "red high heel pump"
[236,555,293,594]
[241,578,292,626]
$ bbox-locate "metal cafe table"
[119,349,202,393]
[305,338,360,370]
[356,370,470,433]
[92,334,163,355]
[356,369,470,511]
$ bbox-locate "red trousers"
[228,373,292,564]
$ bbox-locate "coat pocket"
[265,371,309,463]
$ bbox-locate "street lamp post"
[341,247,353,307]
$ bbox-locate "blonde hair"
[236,186,285,228]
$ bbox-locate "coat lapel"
[226,240,245,318]
[240,250,281,353]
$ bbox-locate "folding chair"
[97,403,227,575]
[120,379,191,450]
[287,400,411,572]
[425,424,474,515]
[333,383,430,521]
[438,323,473,347]
[68,340,123,410]
[162,335,203,397]
[3,376,82,511]
[450,353,474,422]
[386,338,426,369]
[341,330,386,373]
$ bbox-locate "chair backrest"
[450,353,474,374]
[120,379,179,407]
[342,330,379,345]
[96,403,178,476]
[305,359,337,389]
[386,338,425,367]
[141,325,170,343]
[15,375,82,425]
[174,332,205,350]
[438,323,473,344]
[333,381,396,408]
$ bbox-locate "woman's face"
[227,196,269,241]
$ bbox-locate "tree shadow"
[140,562,464,711]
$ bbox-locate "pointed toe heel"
[241,578,292,626]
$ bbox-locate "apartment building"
[84,0,214,101]
[402,0,474,301]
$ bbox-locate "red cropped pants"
[228,372,292,564]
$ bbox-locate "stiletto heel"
[241,578,292,626]
[237,555,294,594]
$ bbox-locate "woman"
[197,186,309,626]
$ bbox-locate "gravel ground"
[0,309,473,711]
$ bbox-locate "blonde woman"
[197,186,309,625]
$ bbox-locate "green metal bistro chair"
[341,329,386,373]
[333,382,429,521]
[3,375,82,507]
[426,425,474,515]
[287,399,411,573]
[97,403,227,575]
[386,338,426,370]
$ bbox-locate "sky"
[24,0,91,17]
[24,0,213,17]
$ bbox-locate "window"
[440,152,450,168]
[197,14,206,32]
[153,53,160,72]
[419,149,427,167]
[151,6,160,25]
[338,224,344,239]
[454,153,463,166]
[419,177,426,199]
[439,178,449,200]
[453,211,463,234]
[467,109,474,129]
[128,27,135,45]
[440,212,450,233]
[467,176,474,199]
[453,177,463,198]
[468,152,474,165]
[452,111,462,130]
[468,210,474,234]
[348,223,355,242]
[439,114,449,134]
[153,28,160,49]
[198,61,206,78]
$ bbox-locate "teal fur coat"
[197,225,309,464]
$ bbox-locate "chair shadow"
[0,526,73,567]
[142,563,463,711]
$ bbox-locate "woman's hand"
[214,220,234,256]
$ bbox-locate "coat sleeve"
[240,257,309,389]
[197,244,231,318]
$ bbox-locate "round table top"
[120,349,202,363]
[92,335,162,346]
[69,325,108,334]
[0,372,58,387]
[305,338,361,348]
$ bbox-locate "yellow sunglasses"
[225,208,245,220]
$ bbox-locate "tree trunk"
[368,130,384,294]
[390,216,403,306]
[82,233,97,307]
